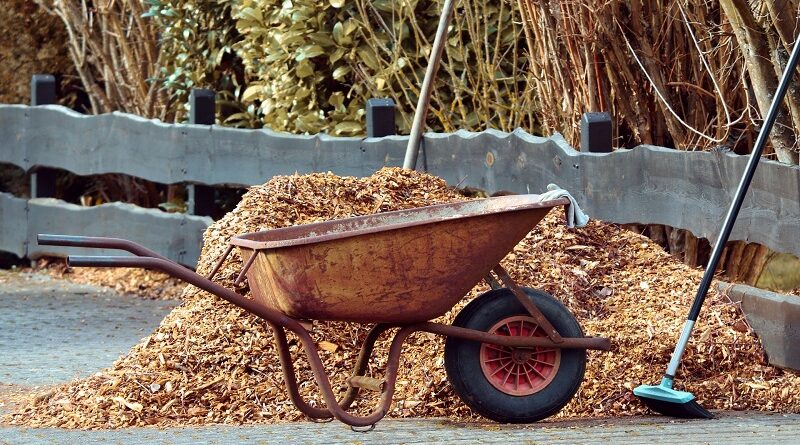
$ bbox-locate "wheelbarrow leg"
[339,324,395,410]
[269,322,397,419]
[268,322,334,421]
[288,323,418,427]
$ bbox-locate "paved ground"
[0,270,176,386]
[1,412,799,444]
[1,269,798,444]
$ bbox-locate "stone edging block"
[718,282,800,371]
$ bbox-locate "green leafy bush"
[145,0,246,123]
[150,0,535,134]
[234,0,534,135]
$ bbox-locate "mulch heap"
[7,167,800,428]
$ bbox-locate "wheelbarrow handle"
[67,255,148,268]
[64,255,303,330]
[37,234,170,261]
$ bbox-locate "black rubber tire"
[444,287,586,423]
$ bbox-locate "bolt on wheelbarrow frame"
[37,197,610,428]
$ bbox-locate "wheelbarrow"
[38,194,610,428]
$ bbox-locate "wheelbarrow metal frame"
[39,201,610,427]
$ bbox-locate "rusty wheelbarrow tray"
[38,194,610,428]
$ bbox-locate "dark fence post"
[580,112,612,153]
[366,98,396,137]
[190,89,215,126]
[30,75,58,198]
[31,74,56,106]
[187,89,216,218]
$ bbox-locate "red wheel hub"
[480,315,561,396]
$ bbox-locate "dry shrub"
[36,0,169,119]
[516,0,800,285]
[0,1,75,105]
[30,0,179,208]
[518,0,800,163]
[351,0,536,133]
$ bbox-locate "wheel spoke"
[501,364,514,386]
[530,357,556,367]
[522,366,534,387]
[525,362,548,380]
[490,360,513,377]
[484,343,510,354]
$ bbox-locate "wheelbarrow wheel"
[444,287,586,423]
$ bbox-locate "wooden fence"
[2,103,799,266]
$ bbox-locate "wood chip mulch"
[7,167,799,429]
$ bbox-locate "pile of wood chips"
[8,167,800,428]
[37,260,186,300]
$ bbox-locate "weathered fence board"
[577,145,800,256]
[0,192,211,266]
[2,104,800,263]
[424,128,581,194]
[719,282,800,370]
[0,193,27,257]
[0,105,407,186]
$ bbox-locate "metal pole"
[403,0,457,170]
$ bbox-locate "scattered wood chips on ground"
[7,167,800,428]
[35,260,186,300]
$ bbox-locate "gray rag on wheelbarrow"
[537,184,589,228]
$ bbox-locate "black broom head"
[639,396,713,419]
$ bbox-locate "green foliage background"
[145,0,244,123]
[147,0,537,135]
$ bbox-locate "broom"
[633,37,800,418]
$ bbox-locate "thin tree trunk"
[726,241,747,280]
[648,224,668,248]
[745,244,771,285]
[719,0,798,164]
[684,231,699,267]
[738,243,759,282]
